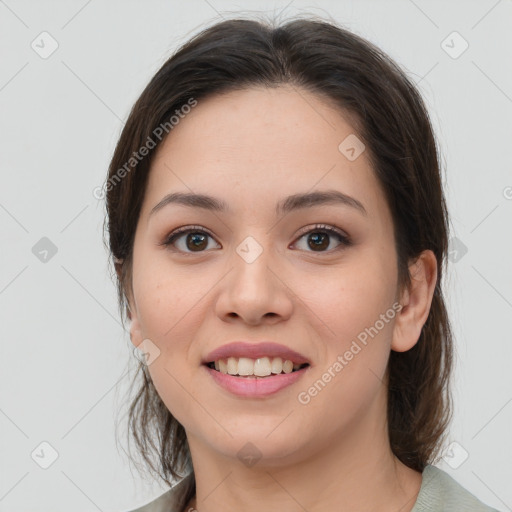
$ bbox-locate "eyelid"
[165,224,215,239]
[160,225,218,248]
[293,223,349,241]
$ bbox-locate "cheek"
[132,254,200,339]
[301,252,397,346]
[297,252,397,410]
[293,275,396,434]
[132,261,204,427]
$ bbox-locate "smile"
[203,361,310,397]
[207,356,309,377]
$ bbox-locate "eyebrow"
[149,189,367,218]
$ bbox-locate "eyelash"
[161,223,352,254]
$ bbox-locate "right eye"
[162,225,221,253]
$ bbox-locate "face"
[127,85,414,466]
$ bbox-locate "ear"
[391,249,438,353]
[115,257,143,349]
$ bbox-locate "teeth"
[237,357,253,376]
[212,356,305,377]
[227,356,238,374]
[271,357,283,374]
[254,357,271,376]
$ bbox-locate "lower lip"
[203,365,309,398]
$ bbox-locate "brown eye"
[292,224,351,253]
[306,232,330,251]
[183,232,208,251]
[163,226,220,253]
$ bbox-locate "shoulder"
[127,473,195,512]
[411,464,500,512]
[126,466,501,512]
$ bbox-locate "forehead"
[142,86,389,226]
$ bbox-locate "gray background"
[1,0,511,510]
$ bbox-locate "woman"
[104,15,499,512]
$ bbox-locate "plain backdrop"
[0,1,511,511]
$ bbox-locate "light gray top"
[410,465,499,511]
[128,464,500,512]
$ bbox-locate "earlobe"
[391,250,438,353]
[114,257,124,281]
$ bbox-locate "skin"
[125,85,437,512]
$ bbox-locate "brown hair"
[105,13,453,496]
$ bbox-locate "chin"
[197,422,313,468]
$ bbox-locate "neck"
[184,387,422,512]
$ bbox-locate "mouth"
[204,357,310,378]
[203,351,311,397]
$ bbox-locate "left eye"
[162,224,351,254]
[291,224,351,253]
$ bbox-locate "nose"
[214,242,294,326]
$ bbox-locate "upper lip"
[203,341,311,365]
